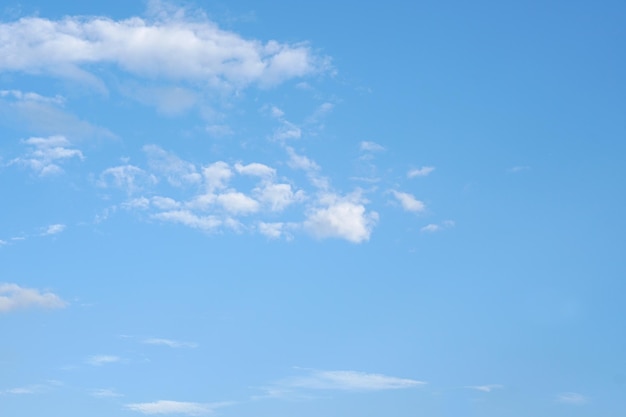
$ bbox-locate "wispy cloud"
[466,384,503,393]
[1,380,63,395]
[142,338,198,349]
[86,355,121,366]
[507,165,530,173]
[90,388,123,398]
[269,369,425,393]
[556,392,588,405]
[126,400,231,416]
[420,220,455,233]
[407,166,435,178]
[9,136,84,176]
[0,283,67,313]
[360,141,385,152]
[390,191,425,213]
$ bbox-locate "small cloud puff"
[407,166,435,178]
[359,141,385,152]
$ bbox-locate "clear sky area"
[1,1,625,416]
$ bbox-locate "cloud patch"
[126,400,230,416]
[0,283,67,313]
[269,369,425,393]
[10,136,83,176]
[0,8,329,90]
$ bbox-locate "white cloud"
[281,369,425,391]
[41,223,66,236]
[123,197,151,210]
[556,392,588,405]
[0,283,67,313]
[143,145,202,187]
[420,224,440,233]
[216,192,260,215]
[286,147,319,172]
[151,196,180,210]
[257,222,296,240]
[234,162,276,179]
[142,338,198,348]
[304,193,378,243]
[255,183,305,212]
[420,220,454,233]
[359,141,385,152]
[466,384,503,393]
[273,121,301,141]
[126,400,230,416]
[407,166,435,178]
[270,106,285,118]
[0,89,65,105]
[285,147,329,189]
[153,210,221,232]
[0,8,329,89]
[90,388,123,398]
[99,165,158,194]
[202,162,232,192]
[391,191,425,213]
[87,355,121,366]
[10,135,84,176]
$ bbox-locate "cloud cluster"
[110,145,377,243]
[9,136,83,176]
[0,283,67,313]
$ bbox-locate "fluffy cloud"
[255,183,305,212]
[391,191,425,213]
[304,193,378,243]
[234,162,276,179]
[10,135,84,176]
[126,400,230,416]
[99,165,158,194]
[0,7,329,90]
[202,162,232,192]
[0,283,67,313]
[215,192,260,215]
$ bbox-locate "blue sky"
[1,0,625,416]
